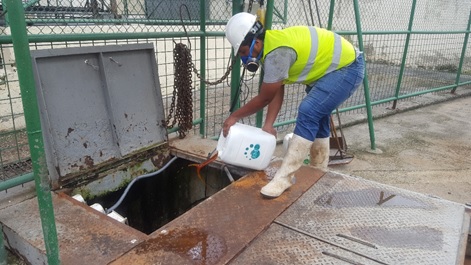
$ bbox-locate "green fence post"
[452,10,471,94]
[352,0,377,151]
[327,0,335,30]
[255,1,275,128]
[5,0,61,264]
[123,0,129,18]
[230,0,243,113]
[393,0,417,109]
[199,0,207,136]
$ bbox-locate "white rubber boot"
[310,137,330,170]
[261,134,312,198]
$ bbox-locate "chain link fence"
[1,0,470,180]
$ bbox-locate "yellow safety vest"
[263,26,356,85]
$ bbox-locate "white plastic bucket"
[217,123,276,170]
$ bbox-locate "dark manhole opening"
[87,158,239,235]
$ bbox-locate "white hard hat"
[225,12,257,53]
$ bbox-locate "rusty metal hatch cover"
[31,44,167,186]
[109,163,325,265]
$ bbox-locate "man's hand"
[222,81,281,137]
[222,116,238,137]
[262,124,277,137]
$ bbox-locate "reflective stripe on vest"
[263,26,356,85]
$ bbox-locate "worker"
[222,12,365,198]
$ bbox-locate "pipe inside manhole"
[84,157,240,234]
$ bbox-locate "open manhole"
[81,157,239,235]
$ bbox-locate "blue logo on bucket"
[244,144,261,160]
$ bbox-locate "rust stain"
[232,171,267,188]
[135,227,227,265]
[51,193,148,265]
[84,156,94,167]
[151,152,170,168]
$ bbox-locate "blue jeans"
[293,53,365,141]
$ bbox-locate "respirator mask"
[240,39,263,73]
[240,22,264,73]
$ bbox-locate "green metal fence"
[0,0,470,263]
[1,0,471,179]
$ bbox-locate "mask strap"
[248,39,263,60]
[248,39,256,58]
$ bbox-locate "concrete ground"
[329,95,471,206]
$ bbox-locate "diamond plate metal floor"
[107,166,469,265]
[0,164,468,264]
[231,172,470,265]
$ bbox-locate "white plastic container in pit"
[217,123,276,170]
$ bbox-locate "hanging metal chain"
[190,57,234,86]
[167,42,236,138]
[166,42,194,139]
[166,4,239,138]
[247,0,254,13]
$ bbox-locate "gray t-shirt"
[262,47,297,83]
